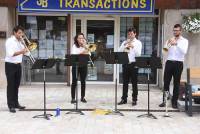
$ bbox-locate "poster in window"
[87,34,94,43]
[46,20,53,30]
[106,35,114,48]
[39,30,46,40]
[31,30,38,39]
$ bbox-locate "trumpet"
[163,37,178,52]
[20,34,37,64]
[124,38,134,53]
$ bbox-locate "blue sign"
[18,0,155,14]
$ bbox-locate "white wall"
[0,7,15,89]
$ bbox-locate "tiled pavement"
[0,84,200,134]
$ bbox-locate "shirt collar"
[11,35,19,42]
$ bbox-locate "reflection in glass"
[86,20,114,81]
[18,16,68,82]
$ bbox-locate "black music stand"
[31,59,56,120]
[104,52,129,116]
[136,56,162,119]
[65,54,89,115]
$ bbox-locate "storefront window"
[18,16,68,82]
[119,17,159,84]
[86,20,114,81]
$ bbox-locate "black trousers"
[164,60,183,103]
[5,62,22,108]
[122,63,138,101]
[71,65,87,99]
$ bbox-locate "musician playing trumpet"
[159,24,189,109]
[118,27,142,106]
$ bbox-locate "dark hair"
[74,33,85,48]
[173,24,182,30]
[128,27,137,33]
[13,25,24,33]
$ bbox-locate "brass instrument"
[163,37,178,52]
[83,40,97,66]
[124,38,134,53]
[20,34,37,64]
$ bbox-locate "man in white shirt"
[5,25,27,113]
[159,24,189,109]
[118,28,142,106]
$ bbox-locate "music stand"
[65,54,89,115]
[136,56,162,119]
[104,52,129,116]
[31,59,56,120]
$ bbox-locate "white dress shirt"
[5,35,25,63]
[166,36,188,62]
[71,44,91,55]
[119,38,142,63]
[71,44,86,54]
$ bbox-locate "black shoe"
[15,105,26,110]
[172,101,178,109]
[132,101,137,106]
[159,102,166,107]
[81,98,87,103]
[71,99,76,104]
[9,108,16,113]
[118,100,127,105]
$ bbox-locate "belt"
[6,62,21,65]
[129,62,135,64]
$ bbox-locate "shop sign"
[18,0,154,14]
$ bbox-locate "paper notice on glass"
[46,50,53,58]
[39,30,46,39]
[31,30,38,39]
[39,40,46,49]
[39,49,46,58]
[27,16,37,24]
[46,20,53,30]
[31,50,38,58]
[106,35,114,48]
[54,50,65,58]
[46,39,53,49]
[87,34,94,43]
[61,31,67,40]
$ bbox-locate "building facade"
[0,0,199,89]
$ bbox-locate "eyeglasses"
[173,30,181,32]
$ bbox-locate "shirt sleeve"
[177,39,188,55]
[134,41,142,57]
[5,39,15,57]
[118,41,126,52]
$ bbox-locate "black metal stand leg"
[33,68,53,120]
[66,66,84,115]
[106,63,124,116]
[137,69,157,119]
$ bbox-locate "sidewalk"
[0,84,200,134]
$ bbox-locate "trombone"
[83,40,97,67]
[20,34,37,64]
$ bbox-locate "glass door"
[73,16,117,82]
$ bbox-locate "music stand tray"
[65,54,89,115]
[32,59,56,120]
[136,56,162,119]
[104,52,129,116]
